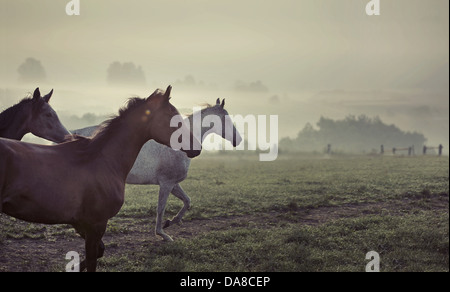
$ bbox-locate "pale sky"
[1,0,449,149]
[1,0,448,90]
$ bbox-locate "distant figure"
[327,144,331,155]
[439,144,443,156]
[380,145,384,155]
[423,145,427,155]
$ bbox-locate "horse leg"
[164,183,191,229]
[155,183,175,241]
[84,222,107,272]
[78,241,105,272]
[71,223,88,271]
[73,223,106,272]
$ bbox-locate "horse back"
[0,138,19,178]
[126,140,191,185]
[0,138,125,224]
[0,138,18,212]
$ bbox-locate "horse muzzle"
[183,148,202,158]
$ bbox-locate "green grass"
[1,154,448,272]
[159,154,449,218]
[138,210,448,272]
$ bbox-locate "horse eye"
[45,113,52,118]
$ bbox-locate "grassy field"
[0,154,448,272]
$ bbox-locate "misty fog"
[1,0,448,154]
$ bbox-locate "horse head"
[144,86,202,158]
[28,88,71,143]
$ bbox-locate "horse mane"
[185,103,214,119]
[63,134,90,143]
[0,97,33,133]
[66,96,148,158]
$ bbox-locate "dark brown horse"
[0,88,70,142]
[0,86,201,272]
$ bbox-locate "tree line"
[280,115,427,154]
[16,58,146,86]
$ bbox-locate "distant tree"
[280,115,427,154]
[269,95,281,105]
[173,75,219,90]
[234,80,269,93]
[174,75,197,87]
[183,75,196,86]
[107,61,146,86]
[17,58,46,83]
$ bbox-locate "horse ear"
[216,98,220,105]
[164,85,172,100]
[221,99,225,109]
[32,88,41,101]
[43,89,53,103]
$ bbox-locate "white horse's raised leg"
[164,184,191,229]
[155,183,175,241]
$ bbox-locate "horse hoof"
[157,229,174,241]
[163,234,174,242]
[163,220,171,229]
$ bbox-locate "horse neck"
[97,122,149,180]
[185,109,219,143]
[0,106,29,140]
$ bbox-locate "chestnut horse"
[0,86,201,272]
[0,88,70,142]
[73,99,242,241]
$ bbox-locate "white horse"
[72,98,242,241]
